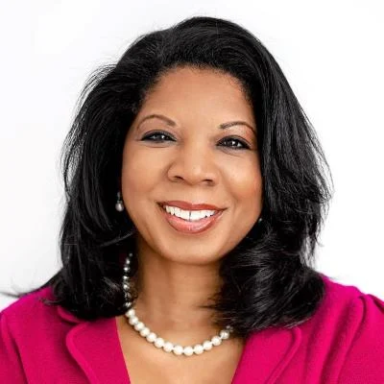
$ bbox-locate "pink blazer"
[1,274,383,383]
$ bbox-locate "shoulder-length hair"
[2,16,333,339]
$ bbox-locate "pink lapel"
[231,326,302,383]
[57,305,130,383]
[57,305,301,384]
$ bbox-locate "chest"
[117,322,245,384]
[123,351,241,384]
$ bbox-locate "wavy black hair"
[1,16,333,339]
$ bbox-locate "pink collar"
[56,305,302,383]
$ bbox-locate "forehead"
[146,66,247,100]
[137,66,255,125]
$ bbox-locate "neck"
[129,247,223,342]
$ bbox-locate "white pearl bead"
[134,321,145,331]
[163,342,174,352]
[173,345,183,355]
[129,316,138,325]
[146,332,157,343]
[140,327,150,337]
[193,344,204,354]
[126,309,135,317]
[183,346,194,356]
[220,330,230,340]
[211,336,222,346]
[154,338,165,348]
[203,341,213,350]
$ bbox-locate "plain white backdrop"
[0,0,383,310]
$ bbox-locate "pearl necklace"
[122,252,234,357]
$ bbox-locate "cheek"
[121,148,148,211]
[227,156,262,202]
[122,146,153,189]
[121,145,165,210]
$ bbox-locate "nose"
[167,142,219,186]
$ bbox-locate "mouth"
[157,203,225,234]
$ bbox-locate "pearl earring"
[115,191,125,212]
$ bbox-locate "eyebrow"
[136,113,255,133]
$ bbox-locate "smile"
[162,204,217,221]
[158,203,225,234]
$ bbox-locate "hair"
[1,16,333,339]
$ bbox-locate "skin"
[117,66,263,350]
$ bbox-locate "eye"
[140,131,251,150]
[218,137,250,150]
[141,131,175,142]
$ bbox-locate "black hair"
[1,16,333,339]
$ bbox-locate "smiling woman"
[1,15,384,384]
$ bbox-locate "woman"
[1,16,383,383]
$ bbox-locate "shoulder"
[0,286,60,382]
[0,286,68,352]
[1,286,58,330]
[0,285,81,344]
[300,274,384,342]
[1,286,54,313]
[311,274,384,382]
[319,273,384,323]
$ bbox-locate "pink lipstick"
[158,201,225,234]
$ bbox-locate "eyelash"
[141,131,251,150]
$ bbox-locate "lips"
[158,200,224,211]
[157,200,226,234]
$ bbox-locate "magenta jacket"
[1,274,383,383]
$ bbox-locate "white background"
[0,0,383,310]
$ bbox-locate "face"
[121,66,263,266]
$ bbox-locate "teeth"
[163,205,217,221]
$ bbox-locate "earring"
[115,191,125,212]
